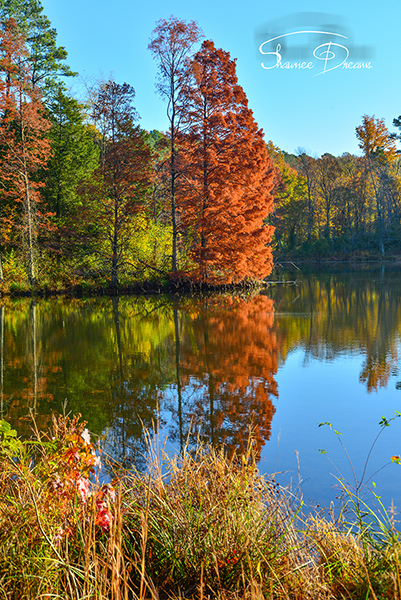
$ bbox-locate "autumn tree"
[143,129,169,222]
[315,153,342,240]
[0,18,52,285]
[266,141,307,252]
[80,80,153,288]
[148,16,203,273]
[356,114,398,256]
[277,148,388,256]
[330,153,369,242]
[179,40,275,283]
[295,149,318,244]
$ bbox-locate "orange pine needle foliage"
[179,40,275,284]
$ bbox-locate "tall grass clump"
[1,414,401,598]
[120,429,307,598]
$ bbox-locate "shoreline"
[0,414,399,600]
[0,278,272,299]
[3,258,401,299]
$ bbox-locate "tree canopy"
[179,40,275,283]
[2,8,401,290]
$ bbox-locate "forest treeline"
[0,6,275,292]
[0,2,400,294]
[269,115,401,260]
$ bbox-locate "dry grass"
[0,416,400,599]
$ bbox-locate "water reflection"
[1,268,401,472]
[0,294,278,465]
[270,270,401,392]
[169,296,277,459]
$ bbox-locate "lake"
[2,265,401,513]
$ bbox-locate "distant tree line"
[269,115,401,259]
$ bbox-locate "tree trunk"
[21,109,37,286]
[171,127,178,273]
[0,304,4,417]
[111,199,119,288]
[25,175,37,286]
[367,156,385,258]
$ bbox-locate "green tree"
[266,141,307,252]
[80,80,153,288]
[142,129,170,222]
[296,149,318,245]
[40,83,99,256]
[0,0,75,92]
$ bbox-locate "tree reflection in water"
[168,295,277,460]
[3,269,401,471]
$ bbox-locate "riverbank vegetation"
[2,3,401,296]
[0,7,275,295]
[1,413,401,599]
[269,115,401,261]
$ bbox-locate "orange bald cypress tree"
[179,40,275,284]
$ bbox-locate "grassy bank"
[0,415,400,599]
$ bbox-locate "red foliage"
[0,18,52,282]
[42,415,115,536]
[0,18,52,200]
[179,40,275,284]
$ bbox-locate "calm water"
[2,266,401,511]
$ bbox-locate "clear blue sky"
[41,0,401,158]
